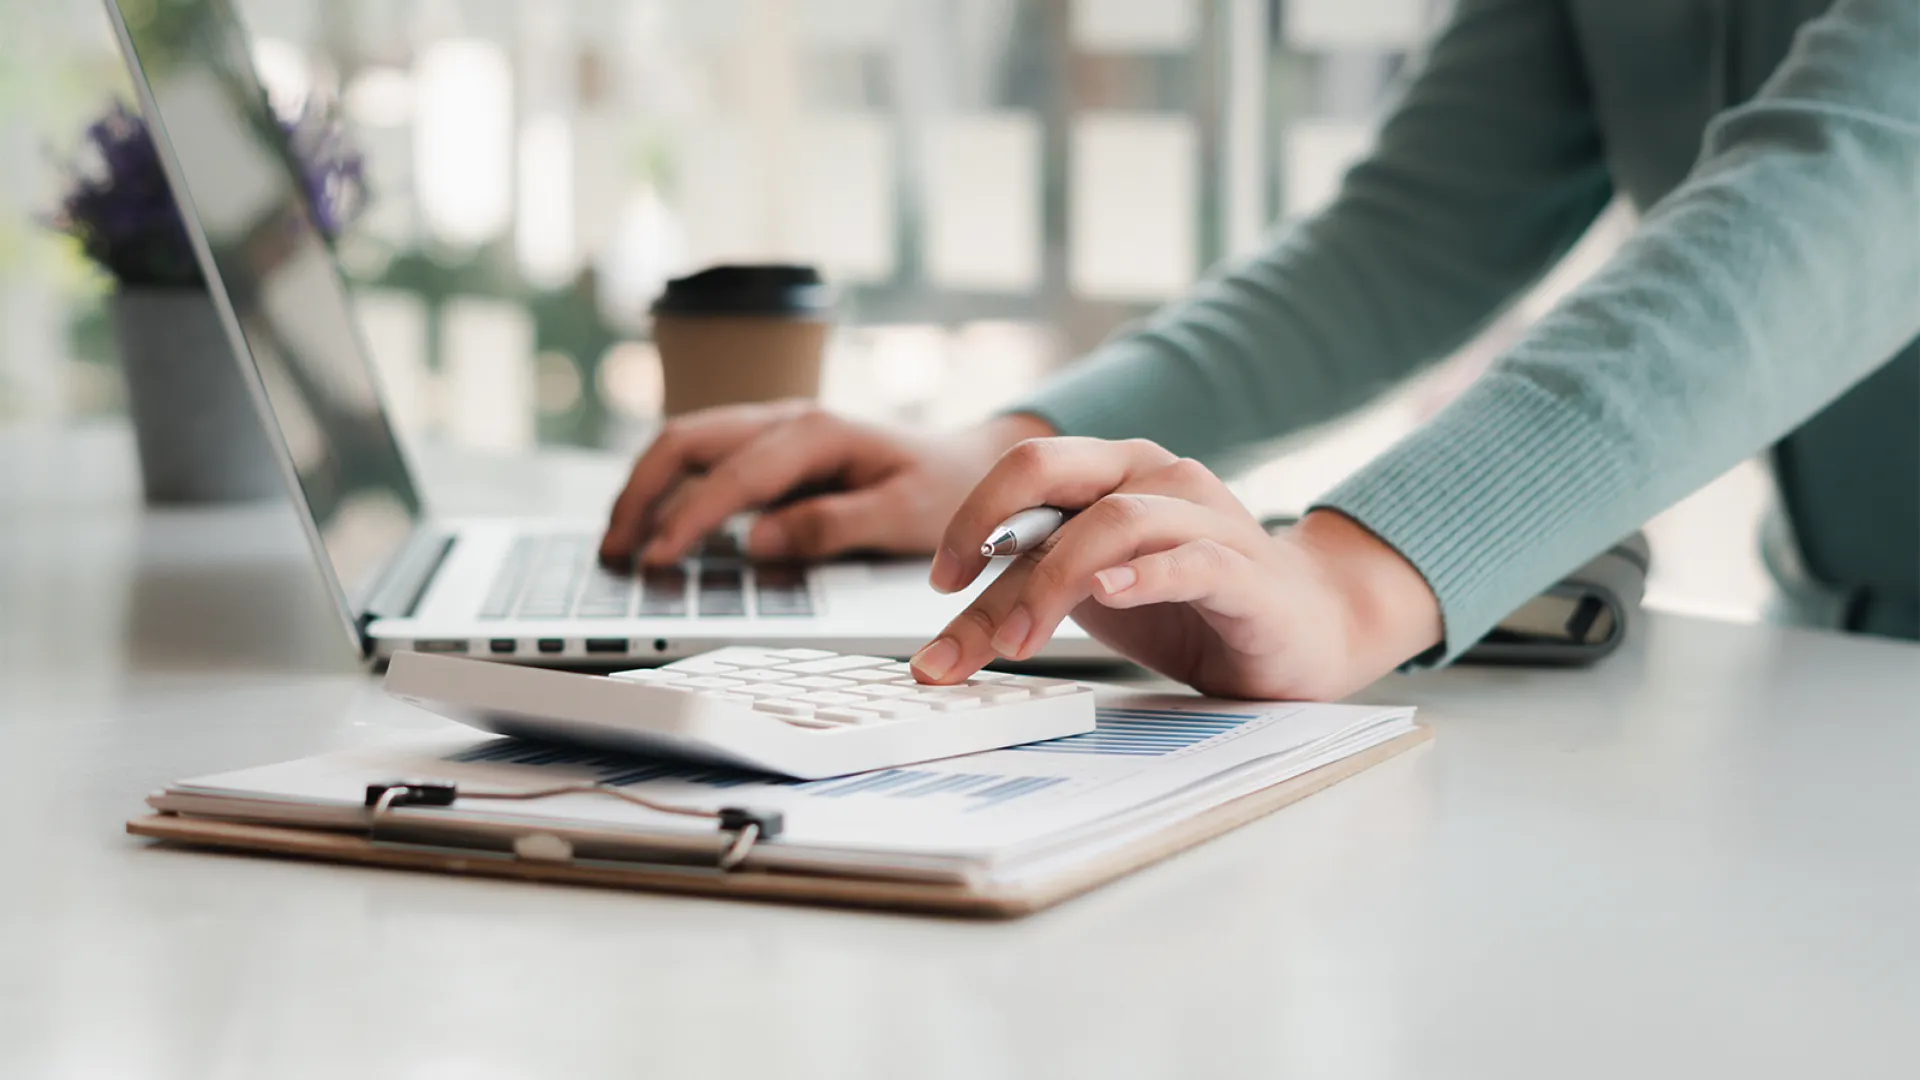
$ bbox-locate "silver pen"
[980,506,1070,557]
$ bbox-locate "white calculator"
[384,647,1097,780]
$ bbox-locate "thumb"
[748,484,917,561]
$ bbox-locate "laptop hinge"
[362,531,458,627]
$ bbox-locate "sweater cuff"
[1311,370,1635,668]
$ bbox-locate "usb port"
[536,638,565,654]
[584,638,629,655]
[414,640,467,654]
[488,639,517,655]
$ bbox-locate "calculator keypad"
[613,647,1081,729]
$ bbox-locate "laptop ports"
[536,638,565,654]
[413,639,467,654]
[584,638,629,655]
[488,639,517,655]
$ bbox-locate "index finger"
[929,437,1177,593]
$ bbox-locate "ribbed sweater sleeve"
[1318,0,1920,663]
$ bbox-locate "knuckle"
[1121,438,1177,466]
[1184,538,1231,577]
[1090,493,1150,531]
[1165,457,1215,487]
[953,604,1000,643]
[1025,552,1073,599]
[792,405,835,432]
[1001,437,1054,478]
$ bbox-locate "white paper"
[164,690,1417,885]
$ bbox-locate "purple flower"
[48,98,368,288]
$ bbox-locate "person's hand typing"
[909,437,1444,700]
[599,402,1056,567]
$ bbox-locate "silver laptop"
[104,0,1103,667]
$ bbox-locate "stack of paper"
[150,689,1418,890]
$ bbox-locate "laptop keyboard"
[478,533,814,620]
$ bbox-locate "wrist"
[1290,509,1443,674]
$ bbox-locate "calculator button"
[754,700,816,718]
[776,714,838,729]
[816,707,883,724]
[768,648,836,660]
[792,691,864,707]
[778,655,890,675]
[788,675,856,690]
[666,656,743,675]
[679,676,747,690]
[868,701,932,719]
[907,693,979,712]
[851,684,914,699]
[712,650,786,668]
[966,670,1014,683]
[1020,678,1081,696]
[735,683,793,698]
[840,669,898,683]
[609,668,670,683]
[697,691,755,706]
[973,686,1031,704]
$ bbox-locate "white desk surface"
[2,424,1916,1080]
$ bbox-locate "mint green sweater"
[1018,0,1920,663]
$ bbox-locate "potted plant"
[47,99,366,503]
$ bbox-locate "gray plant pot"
[111,287,286,504]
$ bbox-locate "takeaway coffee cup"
[649,264,835,417]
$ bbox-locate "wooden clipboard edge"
[127,724,1432,919]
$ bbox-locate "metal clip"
[363,779,782,871]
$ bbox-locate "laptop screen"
[108,0,422,615]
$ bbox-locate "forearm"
[1319,0,1920,662]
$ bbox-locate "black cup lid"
[650,264,834,317]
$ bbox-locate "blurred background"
[1,0,1772,620]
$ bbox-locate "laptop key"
[639,566,690,617]
[479,536,540,619]
[752,562,815,617]
[514,537,589,618]
[575,567,637,618]
[697,566,746,617]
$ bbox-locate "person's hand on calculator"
[599,403,1055,568]
[908,437,1445,701]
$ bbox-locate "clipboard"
[127,725,1431,919]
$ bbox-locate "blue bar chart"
[1010,706,1259,756]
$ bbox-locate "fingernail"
[748,517,788,558]
[990,607,1032,658]
[929,548,962,593]
[911,637,959,681]
[1095,566,1137,595]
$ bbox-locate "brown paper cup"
[653,314,830,417]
